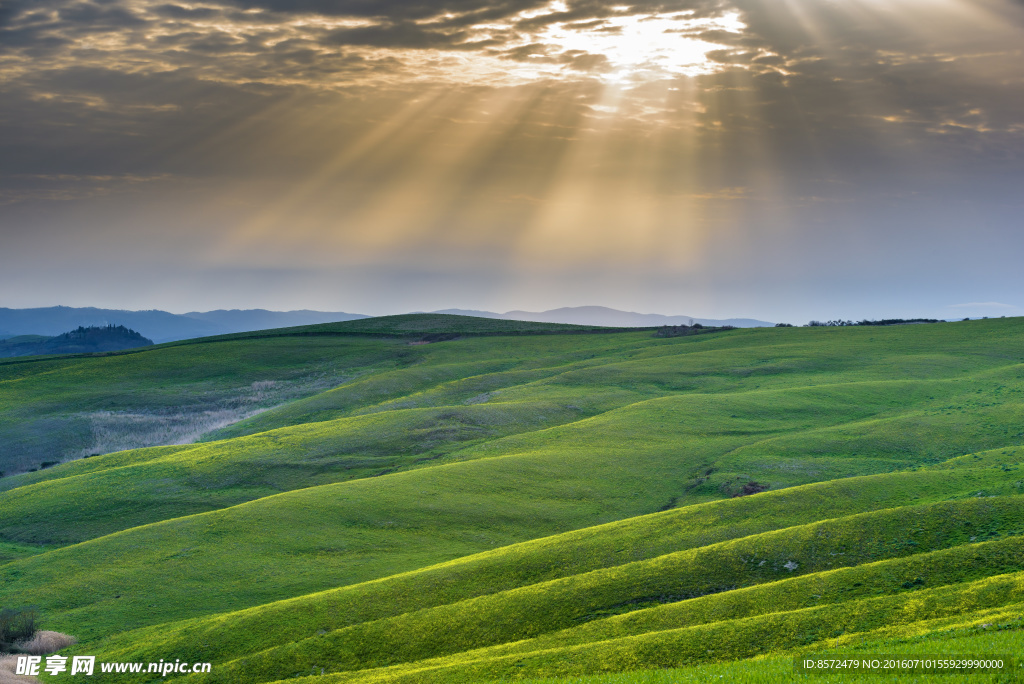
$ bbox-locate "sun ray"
[206,88,463,261]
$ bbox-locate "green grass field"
[1,314,1023,682]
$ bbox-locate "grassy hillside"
[1,315,1023,682]
[92,486,1024,682]
[42,453,1024,683]
[156,313,608,345]
[0,336,402,474]
[0,313,655,475]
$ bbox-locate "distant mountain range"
[431,306,774,328]
[0,307,369,344]
[0,305,772,345]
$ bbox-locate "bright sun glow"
[397,5,747,88]
[535,9,746,81]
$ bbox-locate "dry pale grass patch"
[12,631,77,656]
[0,655,39,683]
[0,632,76,683]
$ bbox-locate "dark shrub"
[732,481,769,497]
[0,607,38,652]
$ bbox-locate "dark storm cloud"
[0,64,307,177]
[502,42,550,61]
[219,0,550,21]
[0,0,1022,318]
[558,50,611,72]
[0,0,64,23]
[562,18,606,30]
[0,1,148,57]
[0,1,66,50]
[57,1,147,28]
[0,27,70,50]
[1,0,1022,192]
[321,21,473,49]
[150,4,225,20]
[510,0,721,30]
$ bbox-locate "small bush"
[732,481,769,497]
[0,608,37,652]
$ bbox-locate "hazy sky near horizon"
[1,0,1022,321]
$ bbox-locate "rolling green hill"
[1,314,1023,682]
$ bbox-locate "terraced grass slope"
[2,315,1024,682]
[46,450,1024,683]
[503,621,1024,684]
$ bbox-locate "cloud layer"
[1,0,1022,318]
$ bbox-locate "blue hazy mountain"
[0,305,771,345]
[432,306,774,328]
[0,307,369,344]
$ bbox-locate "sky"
[1,0,1022,322]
